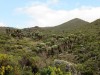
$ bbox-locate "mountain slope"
[52,18,89,31]
[55,18,89,27]
[0,27,17,34]
[45,18,100,35]
[0,18,100,35]
[76,18,100,35]
[0,18,100,75]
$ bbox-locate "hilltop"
[52,18,89,31]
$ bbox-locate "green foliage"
[40,66,63,75]
[0,18,100,74]
[0,54,15,75]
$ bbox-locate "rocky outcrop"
[54,59,80,75]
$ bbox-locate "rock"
[54,59,78,75]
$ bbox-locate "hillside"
[47,18,89,33]
[0,18,100,75]
[22,18,90,35]
[44,18,100,35]
[55,18,89,29]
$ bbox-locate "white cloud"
[48,0,59,4]
[0,22,6,27]
[52,0,59,3]
[16,3,100,27]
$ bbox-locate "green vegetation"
[0,18,100,75]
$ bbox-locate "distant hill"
[55,18,89,28]
[0,27,22,36]
[48,18,89,33]
[44,18,100,35]
[83,18,100,35]
[0,27,15,34]
[90,18,100,25]
[0,18,100,35]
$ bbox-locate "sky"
[0,0,100,28]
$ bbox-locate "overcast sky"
[0,0,100,28]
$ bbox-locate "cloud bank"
[16,1,100,27]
